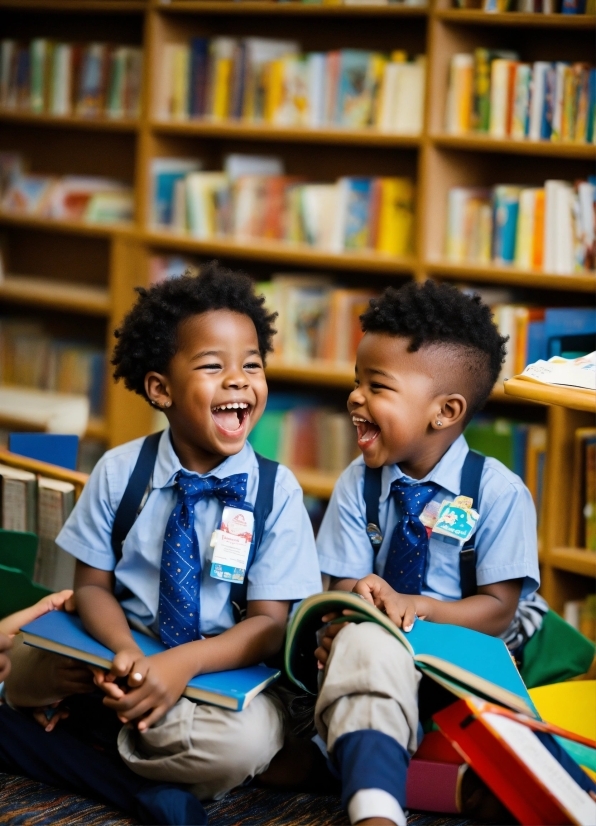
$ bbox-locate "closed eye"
[196,363,221,371]
[370,382,391,391]
[244,361,262,370]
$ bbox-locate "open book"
[285,591,538,718]
[516,353,596,394]
[21,611,280,712]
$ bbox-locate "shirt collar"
[380,434,469,503]
[152,428,256,489]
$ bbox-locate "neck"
[169,429,231,474]
[398,433,460,480]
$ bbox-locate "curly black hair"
[112,261,277,400]
[360,280,507,421]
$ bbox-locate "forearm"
[329,576,358,592]
[76,585,139,653]
[416,593,515,636]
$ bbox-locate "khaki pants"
[118,691,285,800]
[315,621,421,757]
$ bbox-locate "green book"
[0,528,38,581]
[285,591,539,719]
[0,563,51,621]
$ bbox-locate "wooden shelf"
[0,0,147,10]
[0,275,110,316]
[151,119,421,148]
[0,211,134,239]
[504,378,596,413]
[266,359,354,388]
[292,467,339,499]
[549,548,596,578]
[436,10,596,28]
[159,1,429,17]
[0,110,139,132]
[432,134,596,160]
[146,229,417,274]
[425,261,596,293]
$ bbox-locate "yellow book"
[171,45,190,119]
[368,53,387,128]
[390,50,407,63]
[529,681,596,743]
[264,58,284,123]
[212,58,232,120]
[376,177,414,257]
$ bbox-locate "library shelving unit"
[504,379,596,614]
[0,1,594,595]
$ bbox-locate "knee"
[329,621,412,672]
[213,694,285,775]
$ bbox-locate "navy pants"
[0,694,208,825]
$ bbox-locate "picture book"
[285,591,539,718]
[20,611,280,712]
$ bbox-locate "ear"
[431,394,467,431]
[145,372,172,410]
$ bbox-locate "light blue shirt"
[57,430,322,636]
[317,434,539,601]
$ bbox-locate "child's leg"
[316,622,421,826]
[118,691,285,800]
[0,703,207,825]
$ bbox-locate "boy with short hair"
[0,263,322,823]
[314,281,545,826]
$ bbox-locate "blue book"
[526,319,545,365]
[492,187,520,264]
[588,70,596,145]
[336,50,373,128]
[286,592,539,718]
[21,611,280,712]
[541,65,555,140]
[189,37,209,117]
[9,433,79,472]
[544,308,596,358]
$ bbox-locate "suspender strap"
[111,430,162,560]
[458,449,485,599]
[230,453,278,615]
[363,465,383,556]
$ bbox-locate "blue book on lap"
[20,611,280,712]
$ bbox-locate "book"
[0,462,37,533]
[0,563,51,621]
[517,352,596,393]
[8,433,79,471]
[34,478,76,592]
[568,427,596,548]
[20,611,280,712]
[0,528,38,581]
[284,591,539,717]
[434,697,596,826]
[406,756,467,814]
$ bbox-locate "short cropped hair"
[112,261,277,399]
[360,280,507,421]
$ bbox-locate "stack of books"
[0,152,134,224]
[453,0,594,14]
[0,39,143,119]
[161,36,425,133]
[151,154,415,256]
[445,178,596,273]
[569,426,596,552]
[445,50,595,144]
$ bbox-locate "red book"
[406,758,466,814]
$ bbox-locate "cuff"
[348,789,406,826]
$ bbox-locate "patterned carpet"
[0,773,476,826]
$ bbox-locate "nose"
[223,364,249,389]
[348,385,365,410]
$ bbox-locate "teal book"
[285,592,539,719]
[21,611,280,711]
[0,563,51,621]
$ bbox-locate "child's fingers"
[402,609,417,633]
[110,650,136,678]
[100,681,126,700]
[116,693,157,723]
[137,704,168,732]
[127,658,149,688]
[321,612,341,623]
[314,645,329,665]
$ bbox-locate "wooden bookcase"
[0,0,594,610]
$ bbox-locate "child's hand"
[352,574,428,631]
[31,702,70,732]
[108,646,145,684]
[102,648,192,731]
[314,613,348,668]
[0,632,12,682]
[0,589,75,637]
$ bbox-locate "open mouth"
[352,415,380,448]
[211,402,251,435]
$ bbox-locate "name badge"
[210,506,254,584]
[431,496,479,545]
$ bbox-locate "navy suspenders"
[363,450,486,599]
[110,431,278,616]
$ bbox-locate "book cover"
[0,528,38,582]
[376,177,414,256]
[492,186,521,264]
[34,478,76,592]
[20,610,281,712]
[0,463,37,534]
[150,158,201,227]
[0,563,51,621]
[336,50,375,128]
[341,177,373,250]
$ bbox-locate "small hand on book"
[352,574,429,632]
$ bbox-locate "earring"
[435,420,443,427]
[163,401,171,409]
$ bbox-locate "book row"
[152,154,414,255]
[0,39,143,119]
[163,37,425,134]
[445,178,595,274]
[0,318,106,417]
[446,51,595,144]
[0,152,133,224]
[454,0,594,11]
[569,427,596,552]
[564,595,596,641]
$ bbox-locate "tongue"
[213,409,241,431]
[357,421,379,442]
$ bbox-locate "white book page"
[485,713,596,826]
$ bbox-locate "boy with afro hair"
[314,280,549,826]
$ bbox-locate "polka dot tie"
[383,480,439,596]
[158,470,249,648]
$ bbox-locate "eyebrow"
[191,349,262,360]
[366,367,397,381]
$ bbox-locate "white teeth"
[352,416,368,423]
[212,402,249,412]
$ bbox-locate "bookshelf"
[0,1,594,617]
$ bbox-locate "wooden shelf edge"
[504,378,596,412]
[0,0,147,10]
[158,1,429,17]
[548,547,596,578]
[0,110,140,132]
[0,275,111,317]
[432,133,596,159]
[151,119,421,147]
[425,261,596,293]
[145,230,417,273]
[435,9,596,28]
[0,211,136,239]
[292,467,339,499]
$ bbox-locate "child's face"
[348,333,444,474]
[150,310,267,468]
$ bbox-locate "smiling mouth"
[352,415,381,447]
[211,402,251,435]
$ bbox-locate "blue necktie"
[159,470,248,648]
[383,480,439,595]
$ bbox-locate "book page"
[2,478,26,532]
[485,712,596,825]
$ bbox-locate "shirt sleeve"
[316,462,375,580]
[246,465,322,601]
[55,453,120,571]
[474,464,540,598]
